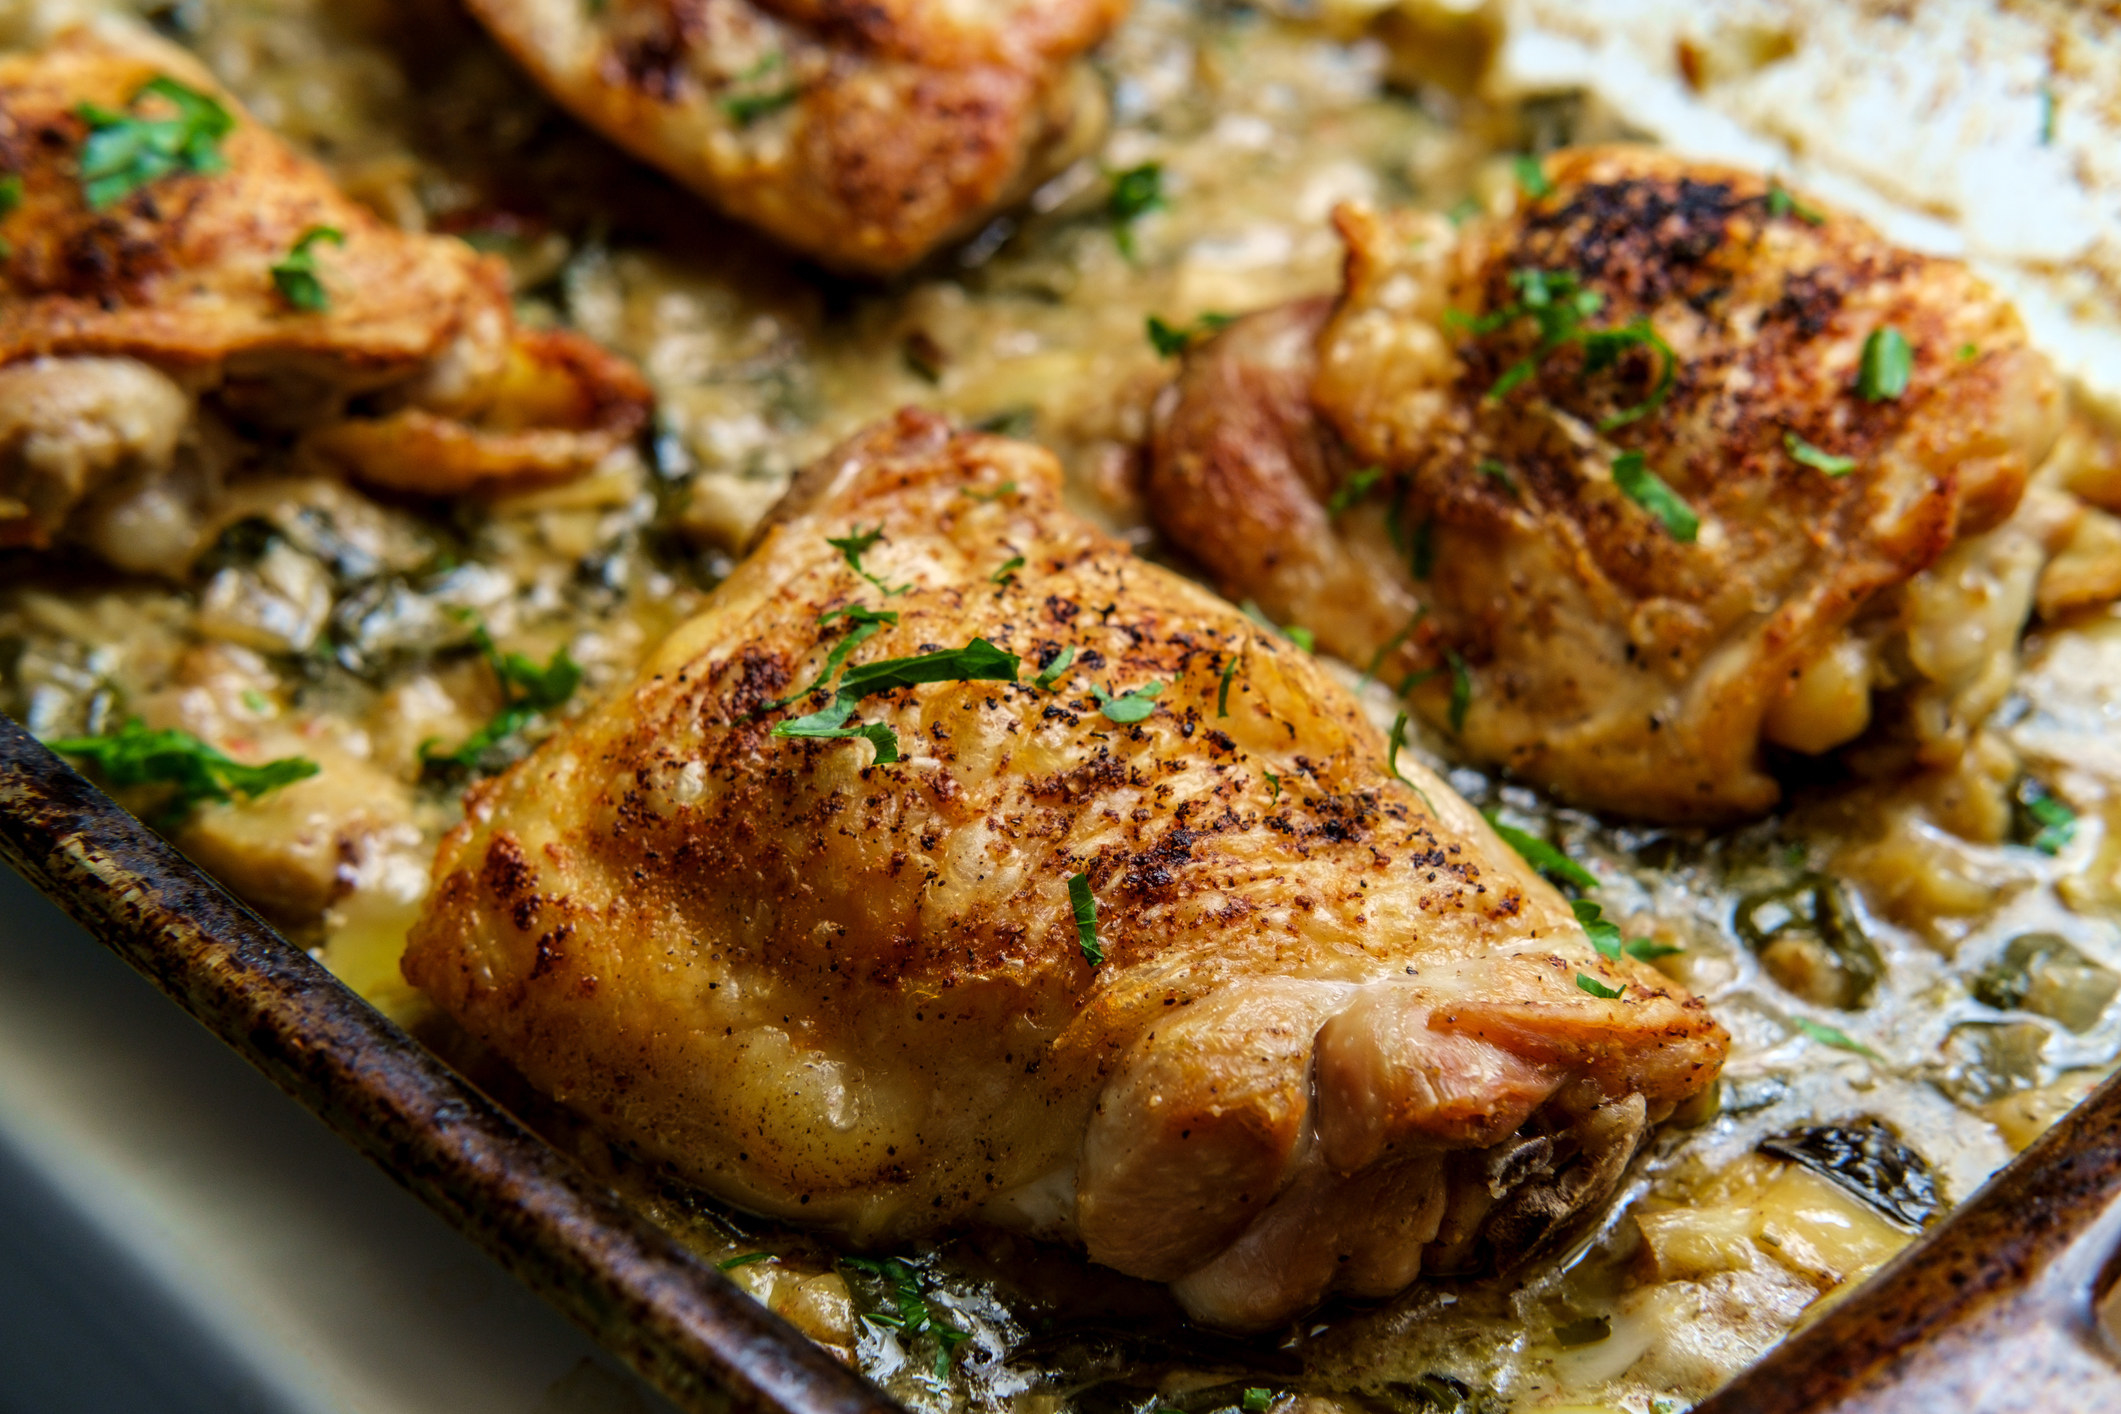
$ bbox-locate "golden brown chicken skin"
[404,407,1727,1329]
[0,26,650,569]
[1147,147,2065,823]
[461,0,1123,275]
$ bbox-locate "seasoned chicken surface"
[1147,147,2065,823]
[462,0,1123,275]
[0,26,650,572]
[404,407,1727,1329]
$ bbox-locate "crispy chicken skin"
[1147,147,2065,823]
[461,0,1123,275]
[0,27,650,563]
[404,407,1727,1329]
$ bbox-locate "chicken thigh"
[1147,147,2064,823]
[404,407,1727,1329]
[460,0,1123,275]
[0,26,650,572]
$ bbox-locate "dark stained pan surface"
[6,708,2121,1413]
[0,713,902,1414]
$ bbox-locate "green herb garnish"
[722,53,799,126]
[1857,327,1913,402]
[2014,778,2077,856]
[841,1256,971,1380]
[772,639,1019,763]
[48,718,318,821]
[1446,648,1471,733]
[1326,467,1383,518]
[1241,600,1314,653]
[270,225,344,312]
[1478,457,1514,491]
[1765,183,1825,225]
[423,624,582,772]
[1242,1391,1274,1414]
[764,605,899,711]
[0,172,21,255]
[1512,154,1551,199]
[1445,195,1482,227]
[1612,452,1700,543]
[1217,653,1240,717]
[2038,84,2056,146]
[76,74,234,209]
[1146,311,1232,357]
[1572,897,1624,960]
[1033,646,1077,692]
[1410,516,1436,580]
[1108,162,1165,259]
[1792,1016,1881,1059]
[1068,872,1102,965]
[1486,814,1600,891]
[1461,268,1675,429]
[962,481,1018,503]
[1627,937,1683,961]
[1576,973,1624,999]
[1264,769,1281,802]
[991,555,1025,585]
[1091,680,1165,724]
[827,525,912,597]
[718,1252,773,1271]
[1360,609,1424,690]
[1784,430,1856,477]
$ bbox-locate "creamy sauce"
[2,2,2119,1412]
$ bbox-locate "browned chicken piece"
[404,407,1727,1329]
[0,26,650,571]
[1147,146,2065,823]
[461,0,1123,275]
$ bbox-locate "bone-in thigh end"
[1077,967,1716,1330]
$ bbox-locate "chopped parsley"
[962,481,1018,503]
[1068,872,1102,965]
[422,624,582,773]
[1242,1391,1275,1413]
[1612,452,1700,543]
[270,225,344,312]
[1792,1016,1880,1059]
[1446,648,1472,733]
[1217,653,1241,717]
[1146,311,1232,357]
[47,718,319,821]
[1478,457,1515,491]
[76,74,234,209]
[717,1252,772,1271]
[1264,769,1280,802]
[772,638,1019,763]
[1576,973,1624,999]
[763,604,898,710]
[1410,516,1436,580]
[1326,467,1383,518]
[0,173,20,219]
[2014,778,2077,856]
[721,53,799,126]
[1445,195,1483,227]
[1108,162,1165,259]
[1091,680,1165,724]
[1784,430,1856,477]
[1485,814,1599,891]
[1458,269,1675,429]
[1857,327,1913,402]
[1033,645,1077,692]
[827,525,912,597]
[991,555,1025,585]
[1957,342,1980,362]
[1512,154,1551,199]
[1388,711,1438,814]
[1572,898,1624,961]
[841,1256,970,1379]
[1765,183,1825,226]
[1627,937,1683,961]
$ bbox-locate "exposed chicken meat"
[403,407,1727,1329]
[461,0,1123,275]
[1146,146,2066,823]
[0,25,651,568]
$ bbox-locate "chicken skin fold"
[1146,147,2065,823]
[0,26,650,572]
[404,407,1727,1329]
[461,0,1124,274]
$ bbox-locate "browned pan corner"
[0,711,904,1414]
